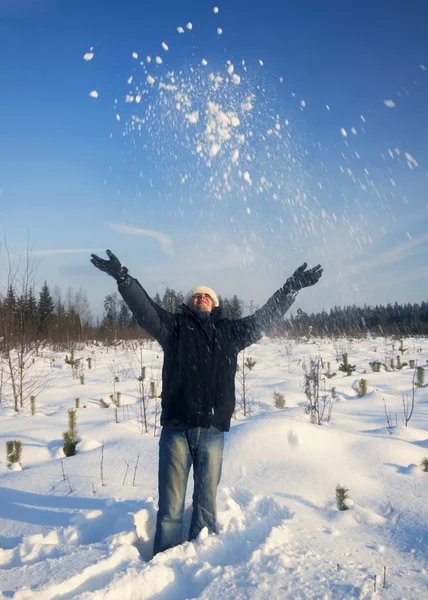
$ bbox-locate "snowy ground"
[1,336,427,599]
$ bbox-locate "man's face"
[190,292,214,313]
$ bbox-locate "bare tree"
[402,367,417,427]
[235,349,257,417]
[0,240,52,411]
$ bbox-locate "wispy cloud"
[109,223,174,255]
[186,243,255,273]
[32,248,105,256]
[354,232,428,272]
[367,264,428,290]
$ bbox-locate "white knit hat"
[186,286,219,307]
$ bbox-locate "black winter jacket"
[119,278,296,432]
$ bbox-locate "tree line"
[278,301,428,338]
[0,282,245,347]
[1,279,427,348]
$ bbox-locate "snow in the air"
[201,59,208,66]
[146,56,151,63]
[146,75,155,85]
[185,111,199,124]
[340,127,347,137]
[161,42,169,51]
[384,99,396,108]
[243,170,252,184]
[89,90,99,98]
[217,28,223,35]
[405,152,419,169]
[1,337,428,599]
[132,52,138,59]
[155,57,162,64]
[213,7,219,13]
[83,52,94,61]
[186,22,193,30]
[177,26,184,33]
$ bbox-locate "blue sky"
[1,0,427,317]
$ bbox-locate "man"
[90,250,323,554]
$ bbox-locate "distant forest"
[1,280,427,347]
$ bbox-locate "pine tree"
[37,281,55,337]
[162,287,178,312]
[230,295,244,319]
[118,301,131,327]
[102,293,119,329]
[221,297,232,318]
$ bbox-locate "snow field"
[0,336,428,598]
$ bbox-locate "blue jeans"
[153,425,224,555]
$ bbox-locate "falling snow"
[384,99,396,108]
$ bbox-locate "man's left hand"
[284,263,323,292]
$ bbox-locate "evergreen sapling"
[6,440,23,467]
[339,353,356,376]
[273,391,286,409]
[63,409,78,457]
[336,484,353,511]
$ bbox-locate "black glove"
[284,263,323,293]
[90,250,130,283]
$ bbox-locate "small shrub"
[399,339,407,354]
[99,398,109,408]
[244,357,257,371]
[338,353,356,376]
[273,391,286,409]
[416,366,425,388]
[390,357,395,370]
[138,367,146,382]
[357,379,368,397]
[331,386,337,399]
[75,397,80,409]
[63,409,78,457]
[79,374,85,385]
[370,361,381,372]
[409,359,415,369]
[30,395,36,416]
[325,362,337,379]
[396,355,402,370]
[6,440,23,465]
[421,458,428,473]
[335,484,351,511]
[86,357,92,369]
[65,348,75,365]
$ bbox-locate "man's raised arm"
[90,249,173,347]
[230,263,323,350]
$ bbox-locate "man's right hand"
[90,249,129,282]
